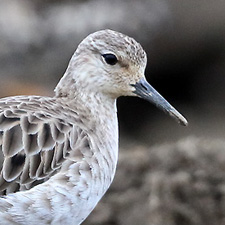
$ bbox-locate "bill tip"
[179,118,188,126]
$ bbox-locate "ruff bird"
[0,30,187,224]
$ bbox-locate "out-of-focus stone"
[84,137,225,225]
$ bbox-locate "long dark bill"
[131,78,188,126]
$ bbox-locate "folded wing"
[0,98,83,196]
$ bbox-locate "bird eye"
[102,53,118,65]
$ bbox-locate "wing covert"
[0,107,74,196]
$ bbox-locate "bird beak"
[131,78,188,126]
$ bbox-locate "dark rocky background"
[0,0,225,224]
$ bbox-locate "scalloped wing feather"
[0,96,84,196]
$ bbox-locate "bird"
[0,29,188,225]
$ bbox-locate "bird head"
[55,29,188,126]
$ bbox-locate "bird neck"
[55,76,119,175]
[54,65,119,191]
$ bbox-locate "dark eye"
[102,53,118,65]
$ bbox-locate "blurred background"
[0,0,225,224]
